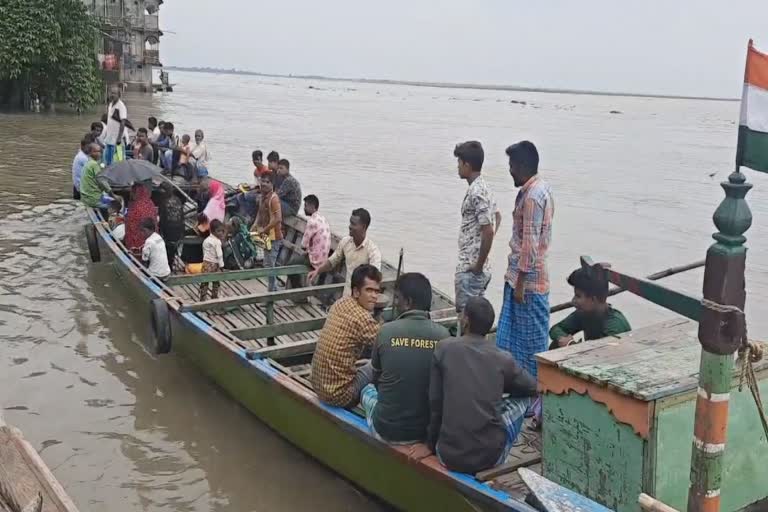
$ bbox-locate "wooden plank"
[181,283,344,311]
[537,319,690,367]
[492,462,541,498]
[580,256,702,322]
[181,278,397,312]
[475,450,541,481]
[231,318,326,341]
[518,467,613,512]
[166,265,309,286]
[247,338,318,360]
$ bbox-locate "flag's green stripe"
[738,125,768,173]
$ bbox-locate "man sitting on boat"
[308,208,381,297]
[427,297,536,474]
[253,150,271,178]
[275,158,302,217]
[72,133,95,200]
[311,264,382,408]
[79,143,117,210]
[548,267,631,349]
[286,194,331,291]
[361,272,450,443]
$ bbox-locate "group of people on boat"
[307,139,632,475]
[72,93,633,475]
[72,87,212,203]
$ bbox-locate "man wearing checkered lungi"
[496,141,554,386]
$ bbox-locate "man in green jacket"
[79,143,115,209]
[361,272,450,444]
[549,267,631,349]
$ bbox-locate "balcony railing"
[144,50,161,66]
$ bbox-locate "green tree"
[0,0,102,110]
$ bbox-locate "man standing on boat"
[454,141,501,317]
[276,159,302,217]
[496,141,554,382]
[103,86,127,166]
[253,173,283,292]
[308,208,381,297]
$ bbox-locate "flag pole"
[686,40,754,512]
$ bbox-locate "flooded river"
[1,71,767,511]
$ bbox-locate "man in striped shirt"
[496,141,554,384]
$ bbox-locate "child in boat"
[179,134,192,180]
[548,267,631,349]
[140,217,171,280]
[199,219,226,301]
[107,198,125,241]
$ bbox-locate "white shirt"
[122,125,136,146]
[202,235,224,267]
[190,141,210,167]
[104,99,128,145]
[141,232,171,278]
[150,126,161,143]
[327,236,382,296]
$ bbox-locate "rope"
[701,298,768,441]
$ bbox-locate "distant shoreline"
[165,66,738,102]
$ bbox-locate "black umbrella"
[101,159,162,187]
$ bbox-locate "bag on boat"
[224,219,259,269]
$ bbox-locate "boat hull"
[94,211,532,512]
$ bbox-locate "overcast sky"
[160,0,768,98]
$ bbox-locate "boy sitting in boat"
[427,297,536,474]
[140,217,171,280]
[361,272,449,443]
[311,264,382,408]
[548,267,631,349]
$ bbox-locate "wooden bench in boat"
[166,265,311,286]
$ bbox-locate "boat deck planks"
[91,180,549,511]
[172,271,329,348]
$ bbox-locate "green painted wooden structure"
[537,319,768,512]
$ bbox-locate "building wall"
[82,0,162,91]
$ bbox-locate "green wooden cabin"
[537,318,768,511]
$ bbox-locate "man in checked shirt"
[495,141,554,388]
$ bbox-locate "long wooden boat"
[83,178,541,512]
[0,415,80,512]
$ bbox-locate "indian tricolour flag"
[738,40,768,173]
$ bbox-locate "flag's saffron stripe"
[745,43,768,91]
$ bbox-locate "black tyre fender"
[150,298,172,354]
[85,224,100,263]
